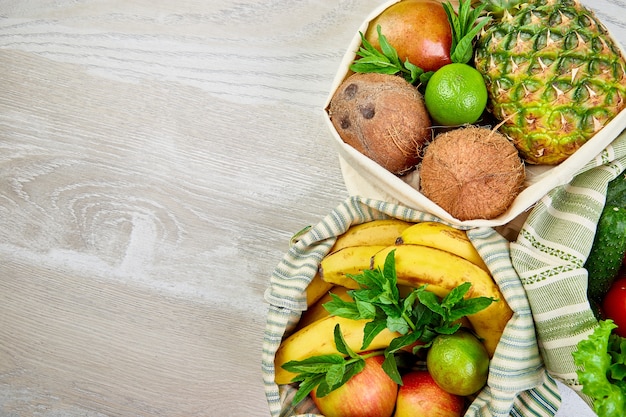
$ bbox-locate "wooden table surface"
[1,1,623,416]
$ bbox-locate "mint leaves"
[325,250,495,357]
[283,250,495,404]
[349,25,431,85]
[281,323,371,405]
[443,0,491,64]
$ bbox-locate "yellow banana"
[274,315,400,385]
[397,221,489,273]
[306,273,334,307]
[298,285,353,330]
[330,219,413,253]
[371,244,512,357]
[319,245,387,289]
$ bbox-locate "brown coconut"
[419,126,525,221]
[328,72,431,175]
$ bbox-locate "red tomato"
[602,277,626,338]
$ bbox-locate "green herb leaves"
[443,0,491,64]
[283,250,495,404]
[282,324,370,405]
[325,250,495,356]
[350,25,431,85]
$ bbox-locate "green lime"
[424,63,488,126]
[426,330,490,396]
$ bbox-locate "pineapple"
[474,0,626,164]
[475,0,525,17]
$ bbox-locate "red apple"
[365,0,453,73]
[311,355,398,417]
[394,370,465,417]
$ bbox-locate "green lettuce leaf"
[572,320,626,417]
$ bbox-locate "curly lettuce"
[572,320,626,417]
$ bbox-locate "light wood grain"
[0,1,365,415]
[1,0,624,416]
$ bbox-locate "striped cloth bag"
[263,129,626,416]
[263,198,556,417]
[511,129,626,408]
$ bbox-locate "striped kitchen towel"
[263,196,559,417]
[511,128,626,409]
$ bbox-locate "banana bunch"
[306,219,413,305]
[320,220,491,287]
[276,219,513,385]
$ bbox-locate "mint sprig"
[282,323,376,405]
[349,25,431,85]
[443,0,491,64]
[283,250,495,404]
[325,250,495,354]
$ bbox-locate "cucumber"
[585,171,626,303]
[606,171,626,207]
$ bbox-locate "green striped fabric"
[263,197,557,416]
[511,129,626,410]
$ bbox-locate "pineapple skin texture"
[475,0,626,165]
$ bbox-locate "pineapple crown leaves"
[443,0,492,64]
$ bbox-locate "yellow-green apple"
[311,355,398,417]
[365,0,453,72]
[394,370,465,417]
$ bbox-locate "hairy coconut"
[328,72,431,175]
[419,126,525,221]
